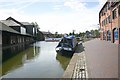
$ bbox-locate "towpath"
[63,39,119,79]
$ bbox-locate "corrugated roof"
[41,31,52,34]
[21,22,32,25]
[0,22,20,34]
[0,22,2,30]
[6,17,25,27]
[1,20,20,26]
[0,22,33,37]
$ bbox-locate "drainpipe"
[110,1,113,43]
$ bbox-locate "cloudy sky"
[0,0,107,34]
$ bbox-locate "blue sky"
[0,0,106,34]
[0,2,99,14]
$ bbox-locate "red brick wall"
[99,2,120,44]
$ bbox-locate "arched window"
[103,32,106,40]
[113,28,118,42]
[107,30,111,41]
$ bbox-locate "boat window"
[59,38,74,48]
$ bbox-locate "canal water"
[1,41,71,78]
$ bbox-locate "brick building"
[99,1,120,44]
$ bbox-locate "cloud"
[0,9,20,19]
[36,10,99,33]
[0,0,107,3]
[98,0,107,8]
[64,0,87,11]
[0,0,107,33]
[53,5,63,10]
[0,0,65,3]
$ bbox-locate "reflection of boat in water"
[56,35,78,57]
[56,53,71,70]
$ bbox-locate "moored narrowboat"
[56,35,78,57]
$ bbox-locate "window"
[107,30,111,41]
[108,2,110,10]
[21,27,26,34]
[112,9,117,19]
[118,5,120,16]
[103,32,106,40]
[114,28,118,41]
[102,18,108,26]
[33,27,35,35]
[108,15,111,23]
[105,6,107,12]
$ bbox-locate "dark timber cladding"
[21,22,35,36]
[0,17,44,47]
[0,31,1,43]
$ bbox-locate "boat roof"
[64,35,75,39]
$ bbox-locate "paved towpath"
[84,39,119,78]
[63,39,119,79]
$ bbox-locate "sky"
[0,0,107,34]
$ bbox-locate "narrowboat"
[56,35,78,57]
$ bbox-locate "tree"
[55,32,58,35]
[79,32,85,38]
[69,32,72,35]
[90,30,95,37]
[31,22,40,29]
[55,32,58,38]
[72,30,75,35]
[75,33,79,37]
[94,29,99,38]
[90,29,99,38]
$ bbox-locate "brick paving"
[72,51,88,79]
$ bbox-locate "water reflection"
[2,42,72,78]
[3,44,27,62]
[2,43,40,76]
[56,53,71,70]
[0,45,2,77]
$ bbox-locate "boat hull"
[56,48,74,57]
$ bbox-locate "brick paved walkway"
[72,51,88,79]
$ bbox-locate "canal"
[1,41,71,78]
